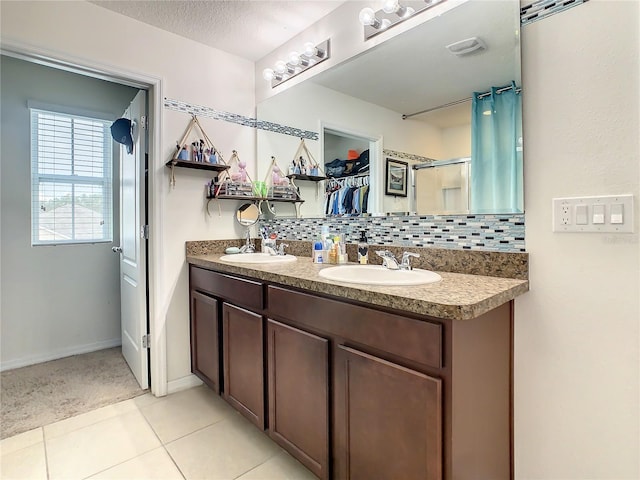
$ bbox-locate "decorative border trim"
[163,98,318,140]
[383,149,435,163]
[521,0,589,26]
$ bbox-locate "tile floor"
[0,386,317,480]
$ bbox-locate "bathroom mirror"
[256,0,522,217]
[235,203,260,227]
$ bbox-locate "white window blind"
[31,108,113,245]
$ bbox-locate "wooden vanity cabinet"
[189,266,266,429]
[189,290,220,393]
[189,265,514,480]
[267,319,330,480]
[222,303,265,429]
[334,345,442,480]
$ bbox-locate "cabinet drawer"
[190,266,263,311]
[268,286,442,370]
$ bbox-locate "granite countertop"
[186,253,529,321]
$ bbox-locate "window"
[31,108,113,245]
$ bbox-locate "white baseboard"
[0,338,122,372]
[167,374,203,394]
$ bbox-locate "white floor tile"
[44,397,139,440]
[46,409,161,480]
[0,427,43,456]
[237,451,318,480]
[166,414,281,480]
[134,392,163,408]
[140,386,233,444]
[0,442,47,480]
[88,447,184,479]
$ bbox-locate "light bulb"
[401,6,414,17]
[382,0,399,14]
[288,51,300,66]
[359,7,377,26]
[262,68,275,81]
[303,42,317,57]
[274,60,288,74]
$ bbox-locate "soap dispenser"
[357,231,369,265]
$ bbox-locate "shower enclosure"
[412,158,470,215]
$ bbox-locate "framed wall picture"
[385,158,408,197]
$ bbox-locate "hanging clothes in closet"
[324,175,370,216]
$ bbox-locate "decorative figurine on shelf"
[272,165,289,186]
[178,144,189,161]
[231,158,249,183]
[208,149,217,164]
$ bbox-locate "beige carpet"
[1,347,146,439]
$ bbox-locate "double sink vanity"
[186,239,528,480]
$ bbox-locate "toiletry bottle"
[358,231,369,265]
[313,240,324,264]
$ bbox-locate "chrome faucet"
[375,250,400,270]
[400,252,420,270]
[239,229,256,253]
[376,250,420,270]
[263,241,288,256]
[277,243,289,256]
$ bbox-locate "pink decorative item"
[238,160,248,183]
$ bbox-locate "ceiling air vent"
[446,37,487,56]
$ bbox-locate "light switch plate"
[552,194,634,233]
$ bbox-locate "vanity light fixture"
[360,0,446,40]
[262,39,331,88]
[382,0,415,18]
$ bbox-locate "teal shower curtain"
[471,82,523,213]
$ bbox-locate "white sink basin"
[318,264,441,286]
[219,253,297,264]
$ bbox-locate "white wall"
[0,55,139,370]
[515,1,639,477]
[0,1,256,386]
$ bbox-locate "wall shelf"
[287,174,326,182]
[166,159,230,172]
[207,195,304,204]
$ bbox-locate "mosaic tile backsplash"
[260,213,526,253]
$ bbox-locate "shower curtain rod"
[413,157,471,170]
[402,84,522,120]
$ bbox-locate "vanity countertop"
[187,253,529,321]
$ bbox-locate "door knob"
[112,246,123,253]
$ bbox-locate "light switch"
[552,194,633,233]
[575,204,588,225]
[611,203,624,224]
[592,204,605,224]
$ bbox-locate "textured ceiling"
[88,0,345,62]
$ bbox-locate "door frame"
[319,121,383,214]
[1,40,168,396]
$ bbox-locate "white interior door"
[115,90,148,389]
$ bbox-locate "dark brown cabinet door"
[334,345,443,480]
[222,303,265,429]
[267,320,329,480]
[190,290,220,393]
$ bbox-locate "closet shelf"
[166,159,230,172]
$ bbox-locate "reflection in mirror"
[256,0,522,217]
[235,203,260,227]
